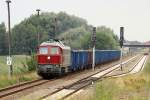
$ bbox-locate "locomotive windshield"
[39,47,48,54]
[50,47,59,55]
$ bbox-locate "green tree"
[12,12,87,54]
[58,26,89,49]
[11,12,119,54]
[97,26,119,43]
[0,23,7,55]
[81,26,119,50]
[12,24,37,54]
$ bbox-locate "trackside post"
[92,27,96,71]
[36,9,40,46]
[120,27,124,71]
[6,0,13,77]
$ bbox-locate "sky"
[0,0,150,42]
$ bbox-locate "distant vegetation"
[0,23,8,55]
[0,12,119,55]
[81,26,119,49]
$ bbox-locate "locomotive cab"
[37,40,71,77]
[38,46,62,65]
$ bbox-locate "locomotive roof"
[40,40,70,50]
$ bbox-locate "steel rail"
[0,78,42,92]
[41,55,139,100]
[61,55,147,100]
[103,55,145,78]
[0,79,51,98]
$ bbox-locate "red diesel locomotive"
[37,40,71,77]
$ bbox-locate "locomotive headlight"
[47,56,50,60]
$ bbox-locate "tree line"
[0,12,119,55]
[0,23,8,55]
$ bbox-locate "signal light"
[120,27,124,47]
[92,27,96,47]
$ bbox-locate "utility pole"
[92,27,96,71]
[6,0,13,77]
[54,18,57,39]
[120,27,124,71]
[36,9,40,46]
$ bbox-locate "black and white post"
[120,27,124,71]
[36,9,40,46]
[6,0,13,77]
[92,27,96,71]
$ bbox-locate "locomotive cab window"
[50,47,59,55]
[39,47,48,54]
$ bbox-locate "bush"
[24,53,37,71]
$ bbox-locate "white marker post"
[6,56,12,77]
[120,47,123,70]
[92,27,96,71]
[92,46,95,71]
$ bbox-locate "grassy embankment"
[0,55,38,89]
[92,56,150,100]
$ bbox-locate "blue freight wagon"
[70,50,121,71]
[70,50,89,71]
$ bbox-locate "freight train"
[37,39,121,78]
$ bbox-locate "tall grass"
[0,55,39,89]
[91,57,150,100]
[93,79,119,100]
[143,57,150,74]
[0,72,38,89]
[0,55,27,75]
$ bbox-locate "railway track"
[106,55,148,78]
[0,78,50,99]
[0,55,141,100]
[41,55,140,100]
[0,62,120,100]
[62,55,148,100]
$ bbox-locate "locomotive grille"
[47,68,52,72]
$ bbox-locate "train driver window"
[39,47,48,54]
[50,47,59,55]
